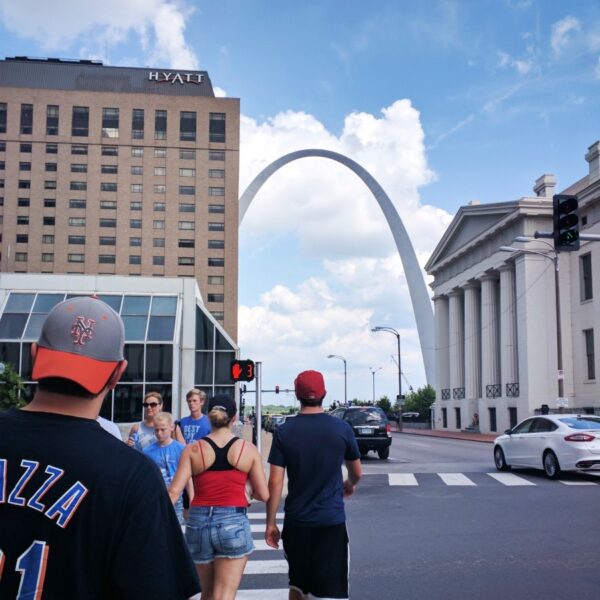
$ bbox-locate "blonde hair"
[144,390,163,404]
[186,388,206,401]
[208,406,231,428]
[153,411,173,427]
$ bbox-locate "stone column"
[463,284,481,400]
[448,291,464,396]
[433,295,450,395]
[499,264,518,394]
[480,274,500,396]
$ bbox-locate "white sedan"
[493,414,600,479]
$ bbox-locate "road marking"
[238,590,289,599]
[487,473,536,486]
[388,473,418,486]
[244,559,289,575]
[251,523,282,533]
[248,512,284,520]
[438,473,476,486]
[253,540,283,551]
[558,480,597,486]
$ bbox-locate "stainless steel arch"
[239,148,435,387]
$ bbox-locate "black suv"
[331,406,392,459]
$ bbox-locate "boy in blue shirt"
[175,388,211,444]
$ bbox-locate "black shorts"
[282,522,349,599]
[182,489,190,510]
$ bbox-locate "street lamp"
[327,354,347,405]
[500,239,564,402]
[371,326,403,431]
[369,366,382,404]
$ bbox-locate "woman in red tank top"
[169,395,268,600]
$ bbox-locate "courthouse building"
[426,140,600,435]
[0,56,240,340]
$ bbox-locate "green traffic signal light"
[553,194,579,252]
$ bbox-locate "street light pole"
[370,366,382,404]
[327,354,347,405]
[371,326,402,431]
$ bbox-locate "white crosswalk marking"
[253,539,280,551]
[251,523,282,533]
[558,479,597,486]
[248,512,284,520]
[438,473,476,486]
[388,473,418,486]
[244,559,289,575]
[486,472,536,486]
[237,590,289,599]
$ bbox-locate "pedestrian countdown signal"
[231,359,255,382]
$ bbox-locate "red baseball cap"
[294,370,326,401]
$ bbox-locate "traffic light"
[231,359,255,382]
[275,385,280,394]
[553,194,579,252]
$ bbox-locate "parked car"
[266,414,286,433]
[331,406,392,459]
[493,414,600,479]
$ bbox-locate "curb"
[396,429,496,444]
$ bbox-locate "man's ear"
[107,360,128,390]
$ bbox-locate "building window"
[580,253,593,301]
[69,217,85,226]
[101,164,118,174]
[153,238,165,247]
[154,167,166,176]
[130,237,142,246]
[17,216,29,225]
[208,204,225,214]
[20,104,33,134]
[43,216,55,226]
[179,203,195,213]
[209,150,225,161]
[584,329,595,380]
[46,105,59,135]
[153,220,165,229]
[19,162,31,171]
[131,108,144,139]
[71,144,88,155]
[0,161,4,170]
[208,240,225,249]
[179,168,195,177]
[0,179,3,189]
[18,198,30,207]
[20,143,32,153]
[208,258,224,267]
[44,180,57,190]
[208,222,225,232]
[155,109,167,140]
[43,199,56,208]
[46,143,58,154]
[209,169,224,179]
[101,182,118,192]
[155,148,167,158]
[45,162,57,172]
[68,254,85,263]
[41,253,54,262]
[68,235,86,245]
[208,276,224,285]
[131,166,143,176]
[42,235,54,244]
[178,257,195,266]
[131,184,143,193]
[99,236,116,246]
[71,181,87,191]
[129,255,142,265]
[99,254,116,264]
[179,185,195,195]
[18,180,31,189]
[69,199,86,209]
[15,252,28,262]
[0,102,6,133]
[209,187,225,196]
[99,218,116,228]
[178,239,195,248]
[180,149,195,160]
[208,294,224,303]
[154,184,166,194]
[153,256,165,266]
[488,407,497,432]
[154,202,166,212]
[130,202,142,211]
[130,219,142,229]
[102,107,119,138]
[132,146,144,158]
[101,146,118,156]
[178,221,195,230]
[180,111,196,141]
[72,106,89,136]
[100,200,117,209]
[211,311,224,321]
[209,113,226,143]
[16,234,28,243]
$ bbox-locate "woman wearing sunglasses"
[169,394,269,600]
[127,391,163,451]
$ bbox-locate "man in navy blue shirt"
[266,370,362,600]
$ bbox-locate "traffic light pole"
[553,255,564,400]
[255,362,262,455]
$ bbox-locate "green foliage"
[376,395,392,413]
[401,384,435,415]
[0,363,27,411]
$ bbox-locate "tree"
[376,395,392,413]
[0,363,27,411]
[401,385,435,416]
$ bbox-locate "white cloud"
[497,50,533,75]
[551,16,581,57]
[0,0,198,69]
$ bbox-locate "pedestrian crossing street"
[387,472,599,486]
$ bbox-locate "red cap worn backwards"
[294,370,326,401]
[32,296,125,395]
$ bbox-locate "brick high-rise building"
[0,57,240,339]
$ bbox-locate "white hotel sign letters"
[148,72,203,85]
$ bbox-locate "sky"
[0,0,599,405]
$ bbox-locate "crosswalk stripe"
[438,473,476,486]
[248,512,284,520]
[244,559,289,575]
[388,473,418,486]
[486,472,536,486]
[558,480,597,486]
[237,590,289,599]
[251,523,281,533]
[253,540,282,551]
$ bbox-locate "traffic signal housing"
[275,385,280,394]
[231,359,255,382]
[553,194,579,252]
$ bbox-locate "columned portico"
[480,274,500,399]
[463,284,481,401]
[434,295,450,400]
[448,291,465,399]
[499,265,519,397]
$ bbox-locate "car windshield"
[559,417,600,430]
[345,408,386,425]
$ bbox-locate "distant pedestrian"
[175,388,210,444]
[127,390,164,450]
[266,370,362,600]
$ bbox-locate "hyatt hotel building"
[0,56,240,340]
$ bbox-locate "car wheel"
[494,446,510,471]
[543,450,561,479]
[378,447,390,460]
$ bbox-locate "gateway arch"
[239,148,435,387]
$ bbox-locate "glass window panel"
[6,293,35,313]
[145,345,173,381]
[122,344,144,382]
[150,384,172,413]
[23,314,46,339]
[215,328,234,351]
[214,387,235,399]
[195,308,214,350]
[195,352,214,384]
[96,295,122,312]
[215,351,236,384]
[113,383,144,422]
[21,343,32,380]
[151,296,177,315]
[0,314,28,338]
[122,295,151,315]
[147,316,175,341]
[32,294,64,313]
[0,343,21,372]
[123,315,148,340]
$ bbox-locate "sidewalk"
[399,426,497,444]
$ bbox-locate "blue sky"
[0,0,599,404]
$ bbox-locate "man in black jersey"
[0,296,200,599]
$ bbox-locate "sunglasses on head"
[143,402,160,408]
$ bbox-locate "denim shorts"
[186,506,254,564]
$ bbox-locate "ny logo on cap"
[71,316,96,346]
